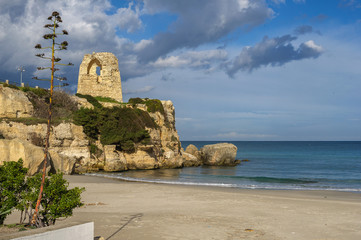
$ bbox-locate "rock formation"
[200,143,239,166]
[0,121,90,174]
[0,86,33,118]
[0,139,47,175]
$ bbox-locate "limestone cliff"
[0,121,90,174]
[84,100,188,172]
[0,86,33,118]
[0,85,199,174]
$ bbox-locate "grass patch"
[21,86,49,98]
[94,96,120,104]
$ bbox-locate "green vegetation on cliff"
[1,85,166,152]
[128,97,165,114]
[73,106,156,152]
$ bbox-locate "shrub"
[128,97,144,106]
[73,106,155,152]
[144,99,164,114]
[0,159,27,225]
[0,160,84,227]
[128,98,165,114]
[89,143,103,158]
[75,93,102,108]
[21,173,84,226]
[52,91,78,120]
[73,108,100,139]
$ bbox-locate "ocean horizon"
[88,141,361,192]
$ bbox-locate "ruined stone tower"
[77,52,123,102]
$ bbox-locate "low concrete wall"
[12,222,93,240]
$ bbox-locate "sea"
[88,141,361,192]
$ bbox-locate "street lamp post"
[17,66,25,86]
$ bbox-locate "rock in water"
[200,143,239,166]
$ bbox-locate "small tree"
[31,11,73,226]
[0,160,84,227]
[21,173,84,227]
[0,160,27,225]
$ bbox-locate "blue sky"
[0,0,360,140]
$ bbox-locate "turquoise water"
[89,141,361,192]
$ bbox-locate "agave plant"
[31,11,73,227]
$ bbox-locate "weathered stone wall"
[77,52,123,102]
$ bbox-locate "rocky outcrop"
[185,144,201,160]
[124,150,159,170]
[0,85,33,118]
[0,139,48,175]
[71,96,94,109]
[0,86,240,174]
[182,151,201,167]
[0,121,90,174]
[200,143,239,166]
[103,145,127,171]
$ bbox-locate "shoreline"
[85,171,361,193]
[4,174,361,240]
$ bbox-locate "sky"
[0,0,360,141]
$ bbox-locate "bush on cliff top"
[75,93,103,108]
[26,90,78,121]
[128,98,165,114]
[73,106,155,151]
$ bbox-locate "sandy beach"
[4,174,361,240]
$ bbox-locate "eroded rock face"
[0,86,33,118]
[185,144,201,161]
[0,122,90,174]
[200,143,239,166]
[124,150,159,170]
[103,145,127,172]
[181,151,202,167]
[0,139,47,175]
[185,144,198,155]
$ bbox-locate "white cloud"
[113,2,142,33]
[138,0,273,62]
[152,56,190,68]
[123,85,155,94]
[225,35,323,76]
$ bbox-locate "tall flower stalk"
[31,11,73,227]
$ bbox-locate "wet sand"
[4,174,361,239]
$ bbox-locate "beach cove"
[5,174,359,240]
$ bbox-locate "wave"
[209,175,318,184]
[85,173,361,192]
[85,173,237,187]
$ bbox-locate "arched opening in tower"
[87,58,102,83]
